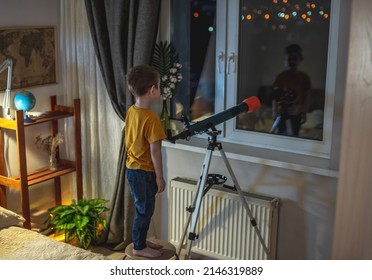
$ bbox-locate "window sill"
[162,136,338,178]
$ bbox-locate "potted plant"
[151,40,182,132]
[49,198,109,249]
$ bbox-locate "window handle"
[227,52,237,74]
[217,51,225,74]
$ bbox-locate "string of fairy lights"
[191,1,330,32]
[241,1,330,25]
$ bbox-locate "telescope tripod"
[176,130,270,259]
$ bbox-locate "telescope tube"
[169,96,261,142]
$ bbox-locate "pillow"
[0,206,25,229]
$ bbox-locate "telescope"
[167,96,261,143]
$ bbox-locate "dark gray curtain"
[84,0,161,250]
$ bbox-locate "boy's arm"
[150,140,166,193]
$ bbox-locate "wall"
[333,0,372,259]
[0,0,65,213]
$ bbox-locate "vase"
[160,99,170,133]
[49,153,58,171]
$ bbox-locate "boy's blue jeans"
[126,168,158,250]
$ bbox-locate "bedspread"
[0,226,108,260]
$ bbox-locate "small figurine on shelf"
[35,133,64,170]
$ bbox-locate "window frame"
[219,0,342,158]
[166,0,349,171]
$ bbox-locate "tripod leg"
[269,114,281,133]
[177,149,213,260]
[176,202,193,257]
[218,148,270,258]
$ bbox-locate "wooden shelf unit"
[0,95,82,229]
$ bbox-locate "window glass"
[171,0,217,122]
[237,0,331,141]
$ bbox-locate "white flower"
[160,62,183,100]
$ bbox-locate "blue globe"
[14,90,36,113]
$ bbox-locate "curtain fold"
[84,0,161,249]
[60,0,123,202]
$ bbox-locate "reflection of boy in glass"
[272,44,311,136]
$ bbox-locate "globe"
[14,90,36,123]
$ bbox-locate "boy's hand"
[156,177,166,193]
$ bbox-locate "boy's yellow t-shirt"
[125,105,166,172]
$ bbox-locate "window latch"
[227,52,237,74]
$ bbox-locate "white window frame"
[215,0,344,159]
[164,0,348,174]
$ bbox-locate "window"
[171,0,345,158]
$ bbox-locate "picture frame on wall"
[0,26,57,90]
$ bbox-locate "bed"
[0,206,108,260]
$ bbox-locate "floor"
[89,245,206,260]
[49,233,195,260]
[90,245,126,260]
[37,210,185,260]
[90,243,182,260]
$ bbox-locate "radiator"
[169,177,280,260]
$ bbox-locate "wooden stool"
[124,239,179,260]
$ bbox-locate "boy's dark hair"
[126,65,160,96]
[285,44,303,60]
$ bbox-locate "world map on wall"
[0,27,56,91]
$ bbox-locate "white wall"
[333,0,372,259]
[0,0,66,212]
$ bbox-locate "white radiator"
[169,177,280,260]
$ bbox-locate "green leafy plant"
[151,40,182,100]
[49,198,109,249]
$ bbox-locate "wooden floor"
[49,234,186,260]
[89,245,125,260]
[48,233,125,260]
[49,233,212,260]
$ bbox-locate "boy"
[125,65,167,258]
[271,44,311,136]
